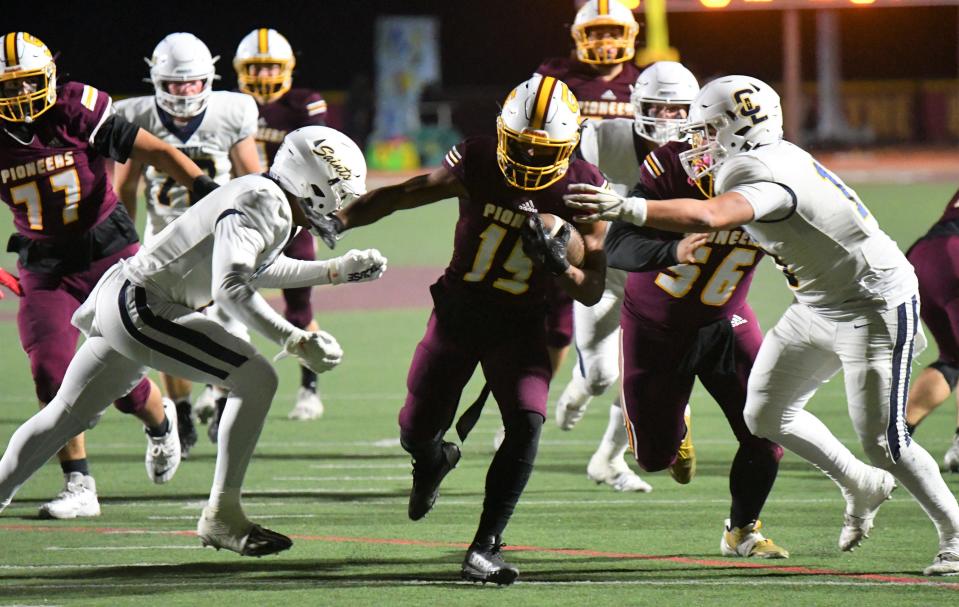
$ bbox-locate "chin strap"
[311,213,345,250]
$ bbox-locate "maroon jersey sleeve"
[442,138,471,185]
[299,90,327,126]
[59,81,114,145]
[638,141,704,201]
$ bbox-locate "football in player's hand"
[538,213,585,268]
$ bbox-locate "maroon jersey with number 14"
[0,81,119,242]
[254,88,326,169]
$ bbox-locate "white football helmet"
[571,0,640,65]
[0,32,56,123]
[679,75,784,182]
[234,28,295,104]
[147,33,219,119]
[497,75,581,191]
[270,126,367,235]
[631,62,700,145]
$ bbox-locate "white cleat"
[925,551,959,576]
[194,385,217,425]
[587,452,652,493]
[38,472,101,520]
[197,507,293,557]
[943,434,959,473]
[287,387,324,421]
[839,469,896,551]
[555,399,589,432]
[145,398,181,484]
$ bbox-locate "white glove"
[275,329,343,374]
[564,183,648,225]
[328,248,388,285]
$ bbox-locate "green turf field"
[1,181,958,605]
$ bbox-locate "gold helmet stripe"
[257,28,269,54]
[598,0,609,15]
[4,33,17,67]
[530,76,557,131]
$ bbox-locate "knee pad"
[113,378,151,414]
[502,411,544,450]
[740,436,784,463]
[930,360,959,391]
[583,363,618,397]
[228,356,278,403]
[743,401,779,441]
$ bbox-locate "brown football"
[539,213,585,268]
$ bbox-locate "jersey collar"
[155,102,206,144]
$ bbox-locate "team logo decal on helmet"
[496,75,581,191]
[679,75,783,183]
[234,28,295,104]
[571,0,640,65]
[0,32,57,123]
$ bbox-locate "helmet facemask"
[235,57,293,104]
[572,19,638,65]
[496,117,578,191]
[0,62,56,123]
[154,73,215,119]
[679,117,727,183]
[634,100,692,145]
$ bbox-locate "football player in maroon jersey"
[0,32,218,517]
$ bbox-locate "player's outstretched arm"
[253,249,387,289]
[229,136,262,177]
[128,129,219,199]
[113,155,144,221]
[335,166,467,232]
[565,184,755,233]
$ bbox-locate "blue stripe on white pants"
[888,295,917,462]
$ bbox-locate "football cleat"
[669,405,696,484]
[461,535,519,585]
[197,507,293,557]
[38,472,101,519]
[555,398,589,431]
[145,398,181,484]
[287,387,324,421]
[175,400,198,459]
[721,519,789,559]
[839,469,896,551]
[408,441,461,521]
[943,434,959,473]
[924,551,959,576]
[587,451,652,493]
[194,385,217,425]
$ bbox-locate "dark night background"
[4,1,957,93]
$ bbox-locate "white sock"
[597,400,629,462]
[887,442,959,543]
[207,388,271,513]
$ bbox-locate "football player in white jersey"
[555,62,699,493]
[114,32,261,457]
[566,75,959,576]
[0,126,387,556]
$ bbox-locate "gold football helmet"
[0,32,57,123]
[571,0,640,65]
[496,75,581,191]
[234,28,295,104]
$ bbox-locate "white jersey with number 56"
[115,91,258,239]
[717,140,917,320]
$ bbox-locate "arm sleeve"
[717,155,793,221]
[235,94,259,142]
[303,92,327,126]
[211,212,300,345]
[605,220,680,272]
[251,254,335,289]
[91,114,140,163]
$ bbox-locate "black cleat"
[207,396,228,444]
[408,441,461,520]
[461,536,519,585]
[176,402,198,458]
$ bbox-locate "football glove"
[521,214,571,276]
[328,249,387,285]
[0,268,22,299]
[192,174,220,200]
[275,329,343,374]
[564,183,648,225]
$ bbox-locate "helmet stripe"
[530,76,557,131]
[257,28,268,54]
[598,0,609,15]
[4,33,17,67]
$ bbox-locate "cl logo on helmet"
[311,139,352,180]
[732,89,768,125]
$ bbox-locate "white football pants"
[0,266,276,512]
[746,297,959,544]
[569,267,626,396]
